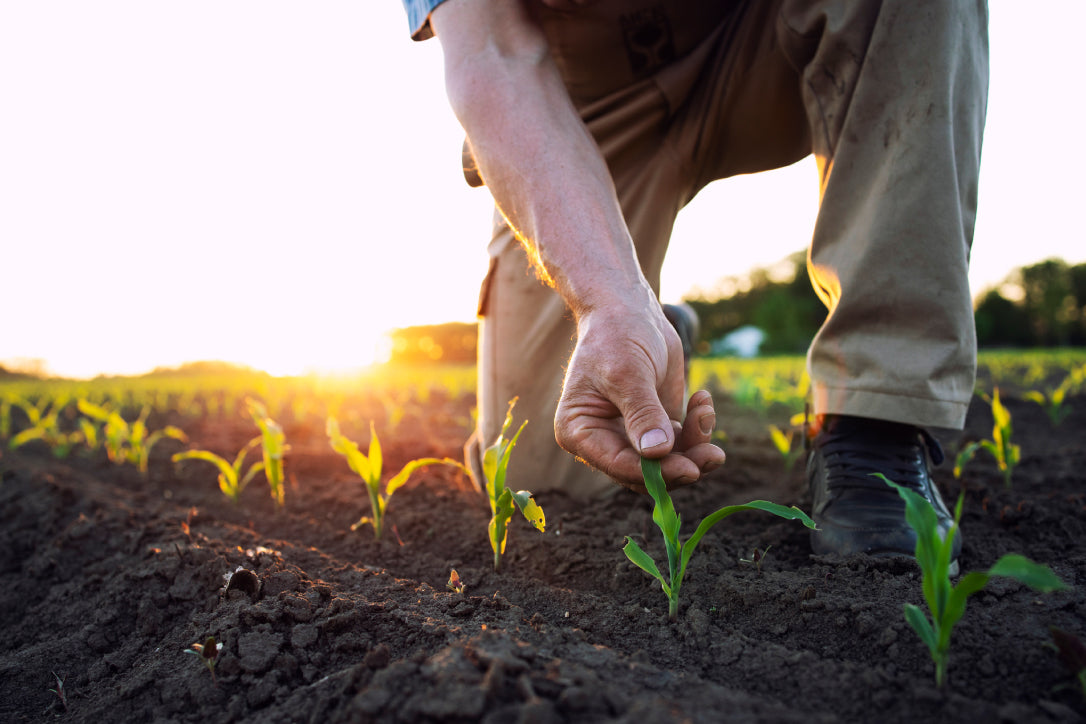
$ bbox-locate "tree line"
[384,255,1086,364]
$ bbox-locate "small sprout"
[954,388,1020,488]
[327,417,464,541]
[447,569,465,594]
[1024,366,1080,427]
[173,437,265,503]
[739,545,772,573]
[184,636,223,687]
[482,398,545,571]
[624,458,816,620]
[247,399,288,506]
[1047,627,1086,699]
[875,473,1067,688]
[78,400,187,473]
[48,671,68,713]
[767,422,803,471]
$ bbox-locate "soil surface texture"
[2,383,1084,723]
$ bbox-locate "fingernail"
[701,460,722,473]
[674,475,696,486]
[639,428,668,452]
[699,413,715,435]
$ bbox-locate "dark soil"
[1,384,1084,723]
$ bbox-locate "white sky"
[2,3,1084,378]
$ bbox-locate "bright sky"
[2,3,1084,378]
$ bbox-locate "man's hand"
[554,300,726,492]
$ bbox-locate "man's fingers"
[678,390,717,451]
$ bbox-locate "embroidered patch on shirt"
[620,7,676,76]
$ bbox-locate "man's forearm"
[431,0,654,319]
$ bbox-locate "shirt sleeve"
[402,0,448,41]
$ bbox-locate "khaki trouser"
[467,0,989,499]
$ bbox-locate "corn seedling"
[48,671,68,713]
[875,474,1067,688]
[173,437,264,503]
[767,415,805,471]
[184,636,223,687]
[77,401,188,473]
[1023,367,1080,427]
[483,398,545,571]
[954,388,1020,488]
[247,399,288,506]
[447,569,465,594]
[8,397,80,457]
[1047,627,1086,699]
[327,417,464,540]
[739,545,772,573]
[624,458,816,620]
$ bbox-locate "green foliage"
[8,396,81,457]
[767,416,805,471]
[1023,364,1083,427]
[246,399,288,506]
[954,388,1020,487]
[875,474,1067,688]
[686,251,825,354]
[974,258,1086,347]
[624,458,816,620]
[327,417,464,541]
[482,398,545,571]
[78,400,188,473]
[173,438,264,503]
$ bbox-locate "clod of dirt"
[225,567,261,600]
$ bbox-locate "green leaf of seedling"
[953,442,980,478]
[328,418,374,484]
[495,420,527,496]
[641,458,681,581]
[234,436,263,475]
[240,461,265,491]
[367,421,382,484]
[9,426,45,449]
[987,553,1068,592]
[511,490,546,532]
[623,536,672,597]
[386,457,464,498]
[77,399,112,422]
[681,501,815,584]
[174,450,235,483]
[903,603,938,653]
[768,424,791,456]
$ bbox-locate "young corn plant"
[767,417,804,472]
[624,458,816,620]
[954,388,1020,488]
[1023,366,1081,427]
[184,636,223,687]
[77,401,187,473]
[48,671,68,713]
[173,437,264,503]
[875,474,1067,688]
[483,398,545,571]
[8,396,81,458]
[327,417,464,541]
[247,399,288,506]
